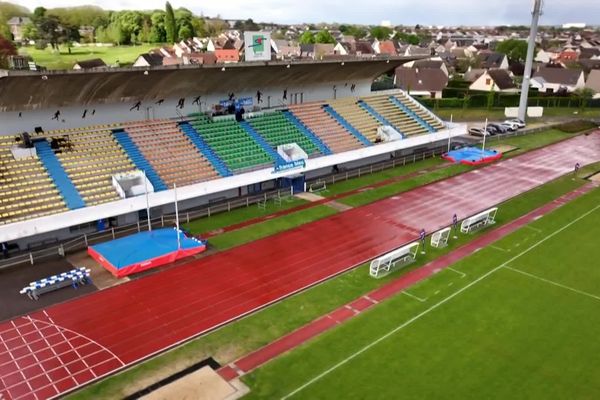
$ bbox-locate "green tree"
[0,34,17,68]
[370,26,392,40]
[299,30,315,44]
[165,1,177,43]
[191,17,206,37]
[33,7,47,20]
[315,29,335,44]
[394,32,420,45]
[21,22,38,40]
[457,55,482,73]
[573,87,596,111]
[340,25,367,40]
[178,25,192,40]
[150,11,166,43]
[496,39,528,63]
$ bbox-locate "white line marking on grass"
[490,245,509,252]
[401,291,427,302]
[447,267,466,278]
[281,203,600,400]
[504,266,600,302]
[523,225,542,233]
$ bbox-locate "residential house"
[73,58,107,70]
[7,17,31,41]
[333,42,350,56]
[469,69,518,92]
[585,70,600,98]
[557,50,579,63]
[373,40,397,56]
[394,66,448,99]
[463,68,486,83]
[535,49,557,63]
[530,67,585,93]
[403,60,449,77]
[479,52,509,70]
[354,41,376,57]
[271,39,300,59]
[579,59,600,74]
[313,43,336,60]
[133,53,164,68]
[78,26,95,42]
[215,49,240,63]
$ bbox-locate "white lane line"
[280,202,600,400]
[401,291,427,303]
[523,225,542,233]
[447,267,466,278]
[504,266,600,302]
[490,245,509,252]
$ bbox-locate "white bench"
[431,227,451,248]
[20,267,92,300]
[309,180,327,193]
[460,207,498,234]
[370,242,420,278]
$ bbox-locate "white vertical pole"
[447,114,453,153]
[174,183,181,250]
[482,118,488,154]
[144,170,151,231]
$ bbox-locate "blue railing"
[282,111,332,155]
[323,105,372,146]
[239,121,287,165]
[179,122,233,177]
[358,100,405,137]
[389,96,436,133]
[113,129,168,191]
[33,140,86,210]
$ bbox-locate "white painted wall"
[469,71,518,93]
[0,80,373,134]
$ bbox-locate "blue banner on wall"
[273,159,306,173]
[219,97,253,108]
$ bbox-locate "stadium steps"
[393,93,445,130]
[281,111,332,155]
[239,120,286,164]
[33,140,86,210]
[112,129,168,191]
[287,103,364,153]
[388,96,436,133]
[246,113,321,157]
[178,121,233,177]
[188,115,273,172]
[357,100,404,137]
[322,105,372,146]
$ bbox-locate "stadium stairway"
[357,100,404,137]
[393,93,445,130]
[323,105,372,146]
[388,96,436,133]
[112,129,168,191]
[282,111,332,156]
[178,121,233,177]
[239,120,287,165]
[33,140,86,210]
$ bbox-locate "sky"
[14,0,600,26]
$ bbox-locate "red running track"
[1,132,600,400]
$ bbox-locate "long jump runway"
[1,133,600,399]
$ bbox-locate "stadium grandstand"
[0,57,465,250]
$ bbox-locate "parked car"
[505,118,526,129]
[500,122,518,132]
[469,127,488,137]
[486,125,502,135]
[488,123,509,134]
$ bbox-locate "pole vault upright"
[518,0,543,121]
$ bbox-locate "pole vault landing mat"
[88,228,206,278]
[443,146,502,165]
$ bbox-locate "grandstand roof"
[0,58,420,112]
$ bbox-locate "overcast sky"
[16,0,600,26]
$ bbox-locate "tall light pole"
[518,0,543,121]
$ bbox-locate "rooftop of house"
[533,67,583,85]
[486,69,516,90]
[395,67,448,92]
[73,58,107,69]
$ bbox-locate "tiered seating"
[46,127,134,206]
[125,120,219,187]
[392,93,445,131]
[288,103,364,153]
[0,136,67,225]
[247,112,321,156]
[329,98,381,142]
[363,95,429,136]
[189,115,273,171]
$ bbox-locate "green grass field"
[67,161,597,399]
[243,186,600,399]
[434,107,597,122]
[18,44,157,70]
